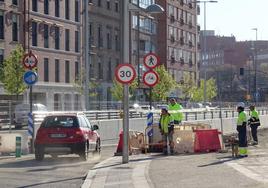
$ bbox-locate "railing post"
[108,111,111,119]
[140,112,143,118]
[232,111,234,117]
[203,112,206,119]
[225,111,228,118]
[96,112,99,120]
[195,112,197,120]
[211,111,213,119]
[129,111,133,118]
[9,101,12,132]
[185,112,188,121]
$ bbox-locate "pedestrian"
[159,107,174,155]
[168,98,183,124]
[248,105,260,145]
[236,102,248,158]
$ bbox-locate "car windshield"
[41,116,79,128]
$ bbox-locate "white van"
[14,103,48,128]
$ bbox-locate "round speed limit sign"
[115,64,136,84]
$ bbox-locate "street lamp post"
[252,28,258,103]
[196,0,217,103]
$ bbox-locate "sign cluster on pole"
[22,50,38,153]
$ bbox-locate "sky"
[198,0,268,41]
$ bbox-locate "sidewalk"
[82,129,268,188]
[82,154,157,188]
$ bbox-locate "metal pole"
[149,87,152,110]
[254,29,258,104]
[84,0,90,110]
[122,0,130,164]
[137,1,140,90]
[203,1,207,103]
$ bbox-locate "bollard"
[15,136,22,157]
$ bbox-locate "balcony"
[189,41,193,48]
[197,5,200,15]
[197,43,201,49]
[180,0,184,6]
[197,24,201,33]
[189,21,193,29]
[188,2,193,9]
[171,56,175,64]
[180,58,184,65]
[189,59,193,67]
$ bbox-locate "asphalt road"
[0,146,116,188]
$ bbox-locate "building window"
[0,49,4,68]
[115,30,120,51]
[115,1,119,12]
[107,27,112,49]
[65,0,69,20]
[98,59,103,79]
[75,61,80,80]
[44,0,49,14]
[12,15,18,42]
[75,31,79,52]
[98,0,101,7]
[55,59,60,82]
[65,60,70,83]
[44,58,49,82]
[32,0,38,12]
[106,0,110,10]
[12,0,18,5]
[44,24,49,48]
[89,23,94,45]
[75,0,79,22]
[98,25,103,48]
[65,29,70,51]
[55,0,60,17]
[55,26,60,50]
[54,93,61,111]
[0,11,4,39]
[107,59,112,81]
[32,22,37,46]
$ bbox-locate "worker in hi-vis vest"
[248,105,260,145]
[159,107,174,155]
[236,102,248,157]
[168,98,183,124]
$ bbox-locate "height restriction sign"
[143,52,160,69]
[115,64,136,84]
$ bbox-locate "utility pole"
[252,28,258,104]
[121,0,130,164]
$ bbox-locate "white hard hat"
[237,102,245,108]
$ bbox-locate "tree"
[151,65,178,101]
[72,72,98,97]
[111,78,138,101]
[0,45,26,100]
[178,74,196,100]
[191,78,217,102]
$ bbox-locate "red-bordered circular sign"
[22,51,38,69]
[143,52,160,69]
[115,64,136,84]
[143,70,159,87]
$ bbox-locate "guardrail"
[1,108,268,129]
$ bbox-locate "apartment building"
[0,0,83,110]
[156,0,200,97]
[87,0,121,108]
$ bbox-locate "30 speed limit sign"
[143,70,159,87]
[115,64,136,84]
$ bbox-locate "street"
[0,146,116,188]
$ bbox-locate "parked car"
[34,112,100,161]
[14,103,48,129]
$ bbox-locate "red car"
[34,113,100,161]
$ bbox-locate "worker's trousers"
[237,125,248,156]
[162,132,174,154]
[250,124,258,143]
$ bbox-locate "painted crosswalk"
[226,147,268,183]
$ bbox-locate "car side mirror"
[93,125,99,130]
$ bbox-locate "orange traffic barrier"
[194,129,221,153]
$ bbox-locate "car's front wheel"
[94,139,101,154]
[79,141,89,161]
[35,146,44,161]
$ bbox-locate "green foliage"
[191,78,217,102]
[151,65,178,101]
[72,72,98,97]
[178,74,195,100]
[0,45,26,98]
[111,78,138,101]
